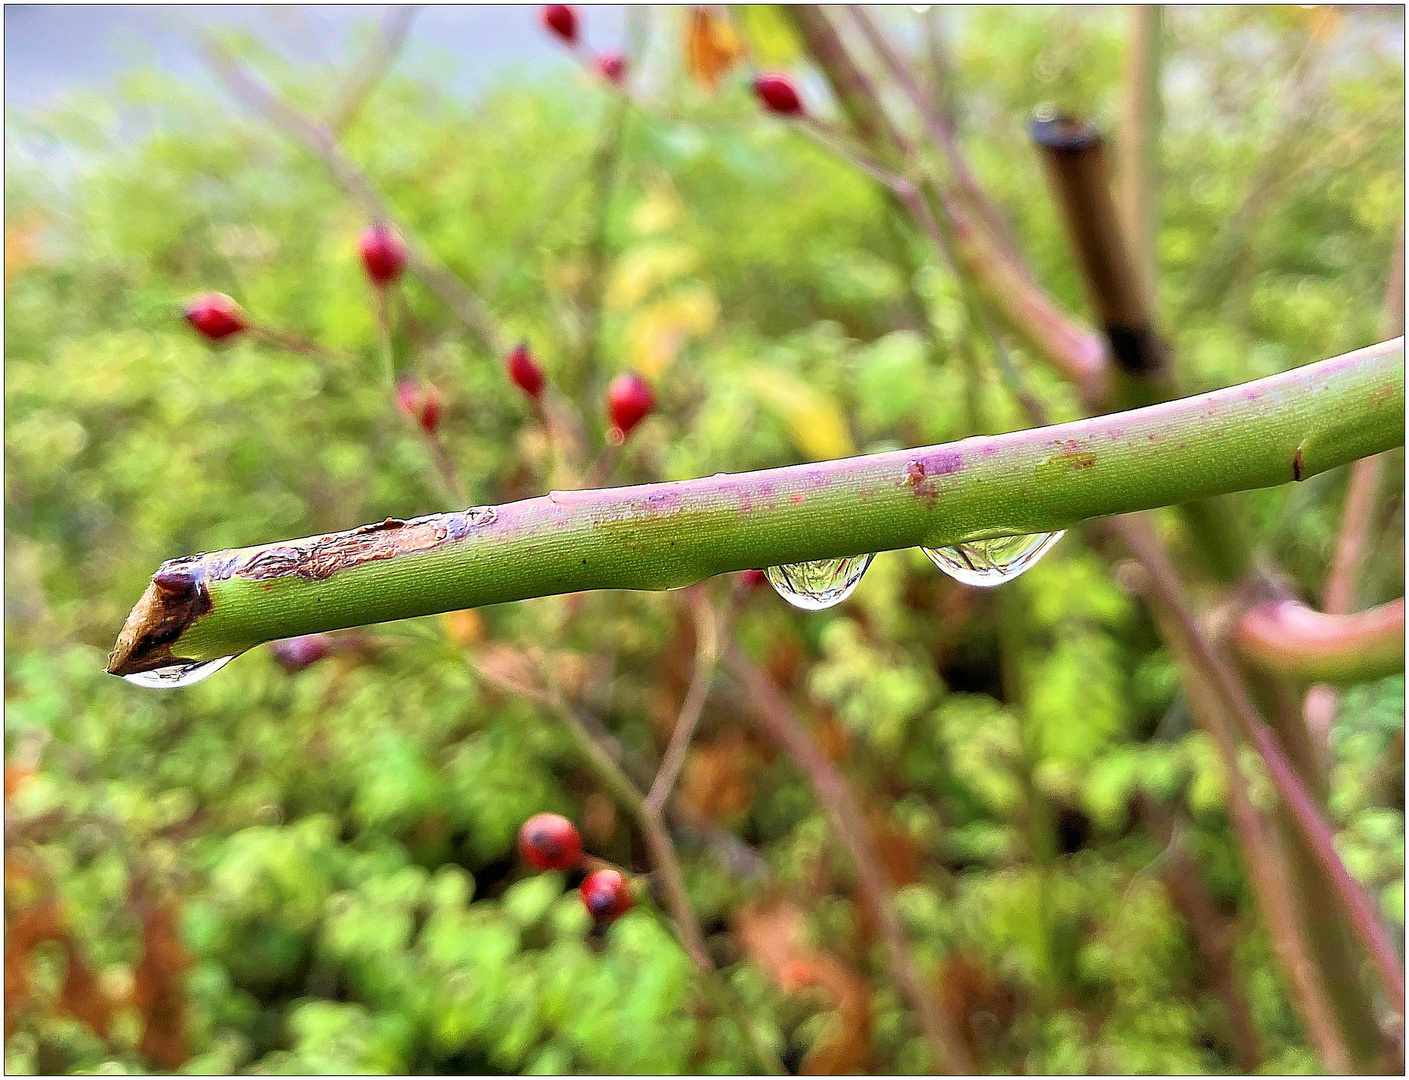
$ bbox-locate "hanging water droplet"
[764,554,874,610]
[922,531,1063,587]
[122,655,235,689]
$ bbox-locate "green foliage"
[5,6,1402,1074]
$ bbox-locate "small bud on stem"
[396,377,443,436]
[359,223,408,287]
[541,4,578,45]
[183,293,247,341]
[606,372,655,440]
[506,342,547,401]
[753,72,804,116]
[579,867,633,923]
[596,52,627,85]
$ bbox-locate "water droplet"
[764,554,874,610]
[122,655,234,689]
[922,531,1063,587]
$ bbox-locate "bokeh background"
[5,5,1405,1074]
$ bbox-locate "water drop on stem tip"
[922,532,1064,587]
[122,655,235,689]
[765,554,874,610]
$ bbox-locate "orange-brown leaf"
[132,895,191,1070]
[685,8,745,92]
[679,729,755,822]
[734,898,873,1073]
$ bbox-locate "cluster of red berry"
[182,10,809,486]
[540,5,803,116]
[540,5,627,87]
[517,812,634,925]
[183,217,657,445]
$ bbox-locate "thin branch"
[725,645,975,1074]
[646,588,721,814]
[1323,458,1386,618]
[373,286,467,509]
[1138,797,1263,1071]
[844,5,1026,266]
[577,87,631,379]
[1132,590,1354,1071]
[1117,5,1163,308]
[203,38,505,354]
[106,340,1405,676]
[789,5,1108,397]
[1176,37,1325,319]
[327,6,419,134]
[1112,515,1405,1021]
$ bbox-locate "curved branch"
[1232,598,1404,685]
[107,340,1404,675]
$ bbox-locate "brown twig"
[725,645,975,1074]
[1112,529,1354,1071]
[203,37,505,354]
[1029,114,1169,387]
[787,5,1109,402]
[327,6,419,134]
[1137,796,1264,1071]
[790,94,1052,427]
[844,5,1026,267]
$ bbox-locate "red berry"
[396,378,442,435]
[359,222,407,286]
[606,372,655,439]
[597,52,627,85]
[541,5,578,44]
[753,72,803,116]
[183,293,247,341]
[518,813,583,871]
[506,343,546,401]
[579,868,633,923]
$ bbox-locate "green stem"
[107,340,1403,674]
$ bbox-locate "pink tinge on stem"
[1232,597,1404,681]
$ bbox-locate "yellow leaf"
[685,7,745,93]
[627,285,719,379]
[441,609,485,649]
[607,243,698,310]
[1297,5,1340,43]
[738,4,802,67]
[629,175,684,237]
[742,366,855,461]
